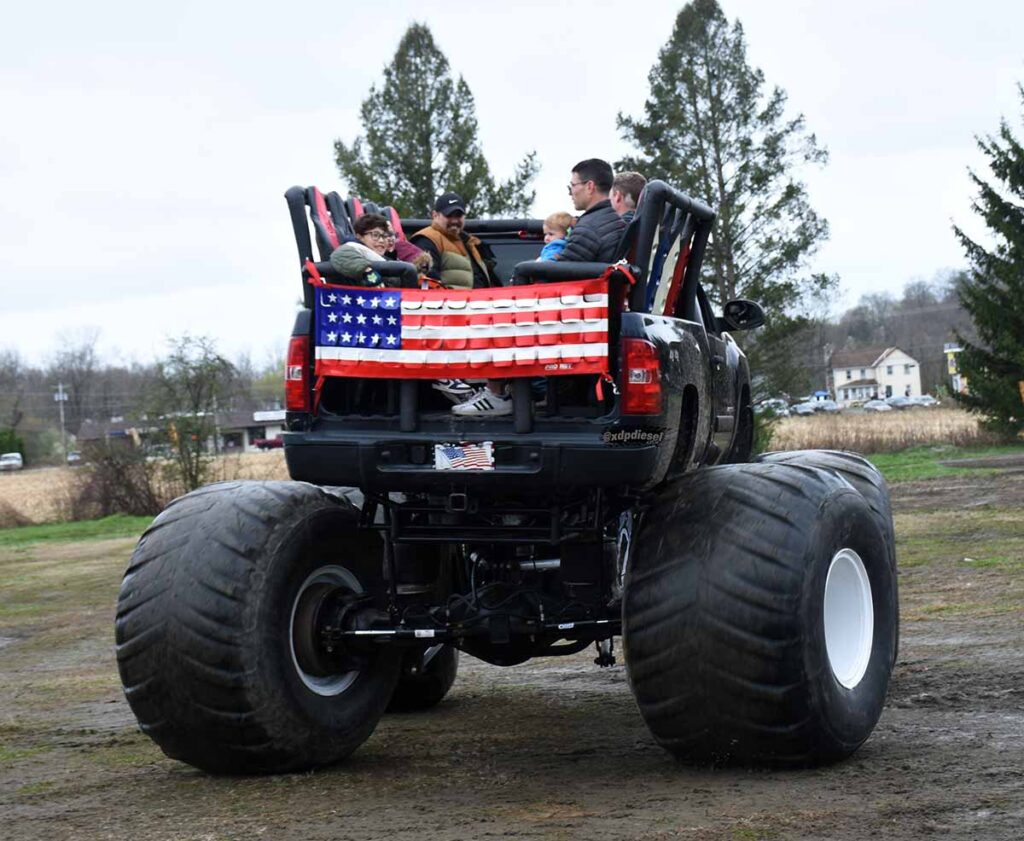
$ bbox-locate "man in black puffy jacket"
[452,158,626,418]
[556,158,626,264]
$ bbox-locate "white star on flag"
[327,312,338,322]
[341,332,351,343]
[328,293,337,303]
[326,331,338,342]
[369,298,379,308]
[341,295,351,305]
[356,314,367,324]
[387,315,397,325]
[356,296,366,306]
[342,312,353,323]
[372,315,382,325]
[386,335,398,345]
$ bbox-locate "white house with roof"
[830,347,922,406]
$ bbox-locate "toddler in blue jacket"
[538,211,574,261]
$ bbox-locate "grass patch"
[0,745,50,763]
[0,515,150,548]
[869,444,1024,483]
[17,780,56,797]
[895,509,1024,568]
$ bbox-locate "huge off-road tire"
[755,449,899,657]
[753,450,895,562]
[623,462,898,766]
[387,645,459,712]
[115,481,402,774]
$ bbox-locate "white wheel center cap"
[823,548,874,689]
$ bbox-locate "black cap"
[433,192,466,215]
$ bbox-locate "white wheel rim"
[289,565,362,696]
[823,548,874,689]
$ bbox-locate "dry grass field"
[0,451,289,528]
[0,408,1006,527]
[768,407,1002,453]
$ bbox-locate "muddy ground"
[1,467,1022,840]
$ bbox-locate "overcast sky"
[1,0,1021,367]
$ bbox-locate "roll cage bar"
[284,179,716,318]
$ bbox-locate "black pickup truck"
[116,181,898,775]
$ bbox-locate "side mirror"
[718,299,765,332]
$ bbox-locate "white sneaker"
[432,379,475,403]
[451,388,513,417]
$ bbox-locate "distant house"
[218,410,286,452]
[77,409,286,455]
[830,347,922,406]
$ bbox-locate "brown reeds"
[0,451,290,526]
[766,408,1004,454]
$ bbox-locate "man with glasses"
[556,158,626,264]
[409,192,497,289]
[452,160,626,418]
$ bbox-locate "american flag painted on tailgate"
[312,279,609,380]
[434,442,494,470]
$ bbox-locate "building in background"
[77,410,286,455]
[944,343,968,395]
[830,347,922,406]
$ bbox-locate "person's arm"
[329,243,374,279]
[554,224,598,262]
[409,235,443,281]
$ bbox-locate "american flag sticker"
[434,442,495,471]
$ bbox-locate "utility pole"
[54,382,69,462]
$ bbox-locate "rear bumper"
[283,430,660,492]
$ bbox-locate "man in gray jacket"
[556,158,627,264]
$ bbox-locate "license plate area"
[433,442,495,471]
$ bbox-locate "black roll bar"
[629,180,716,313]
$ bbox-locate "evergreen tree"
[335,24,538,218]
[618,0,834,393]
[953,88,1024,436]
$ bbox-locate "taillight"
[620,338,662,414]
[285,335,310,412]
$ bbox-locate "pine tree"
[953,87,1024,436]
[334,24,537,218]
[618,0,834,394]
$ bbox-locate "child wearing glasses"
[329,213,396,285]
[330,214,433,285]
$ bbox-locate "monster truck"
[115,181,898,774]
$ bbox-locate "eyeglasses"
[367,231,390,242]
[567,180,591,194]
[385,232,397,240]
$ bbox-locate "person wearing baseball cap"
[409,192,499,404]
[409,192,497,291]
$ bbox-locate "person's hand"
[413,251,433,272]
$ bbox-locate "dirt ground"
[1,466,1022,840]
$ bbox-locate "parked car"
[908,395,938,407]
[253,436,285,450]
[863,400,893,413]
[790,401,817,416]
[0,452,24,471]
[66,451,83,465]
[815,399,841,414]
[885,396,913,409]
[755,398,790,417]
